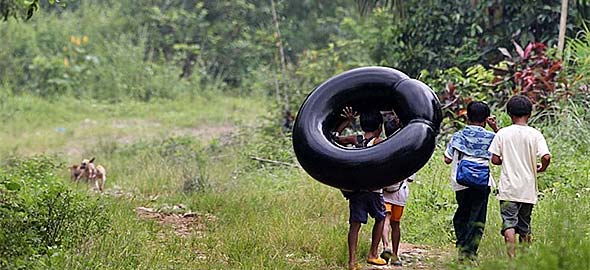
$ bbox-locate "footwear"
[349,263,363,270]
[390,254,402,267]
[380,249,393,263]
[391,259,403,267]
[366,257,387,266]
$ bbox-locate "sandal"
[380,249,393,262]
[391,258,403,267]
[366,257,387,266]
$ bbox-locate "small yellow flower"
[76,37,82,46]
[70,35,76,44]
[63,57,70,67]
[82,36,89,44]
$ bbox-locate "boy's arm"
[537,154,551,172]
[443,141,453,165]
[488,133,502,165]
[536,132,551,172]
[334,107,357,133]
[334,135,358,145]
[444,156,452,164]
[491,154,502,165]
[487,116,499,133]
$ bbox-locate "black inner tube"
[292,66,442,190]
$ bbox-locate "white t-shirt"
[488,125,550,204]
[382,174,415,206]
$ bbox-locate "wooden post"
[558,0,569,58]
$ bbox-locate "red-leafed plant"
[494,41,565,110]
[423,64,496,134]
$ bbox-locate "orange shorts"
[385,203,404,222]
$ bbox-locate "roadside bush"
[0,156,108,269]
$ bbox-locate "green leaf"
[4,181,21,191]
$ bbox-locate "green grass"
[0,95,265,160]
[3,96,590,269]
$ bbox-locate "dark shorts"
[348,192,386,224]
[500,201,534,236]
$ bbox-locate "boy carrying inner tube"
[333,109,388,270]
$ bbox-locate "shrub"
[0,156,108,269]
[494,41,565,111]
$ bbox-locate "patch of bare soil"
[135,205,217,238]
[360,243,451,270]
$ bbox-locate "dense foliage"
[0,156,107,269]
[2,1,590,105]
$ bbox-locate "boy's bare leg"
[504,228,516,258]
[519,234,532,245]
[382,214,392,251]
[348,222,362,270]
[369,219,385,259]
[392,221,401,257]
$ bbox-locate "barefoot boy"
[489,95,551,257]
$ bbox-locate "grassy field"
[2,95,590,270]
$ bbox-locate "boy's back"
[489,124,550,204]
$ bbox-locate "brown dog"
[69,164,82,182]
[77,157,107,192]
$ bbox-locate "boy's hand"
[340,107,358,121]
[487,115,499,132]
[537,154,551,172]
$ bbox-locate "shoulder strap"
[458,151,465,161]
[362,136,376,147]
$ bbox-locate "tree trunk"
[270,0,289,111]
[558,0,569,58]
[180,52,197,79]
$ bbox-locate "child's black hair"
[384,120,401,137]
[506,95,533,117]
[360,110,383,132]
[466,101,491,123]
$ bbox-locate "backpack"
[456,153,489,189]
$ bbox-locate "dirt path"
[135,205,217,238]
[360,243,451,270]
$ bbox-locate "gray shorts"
[500,201,534,236]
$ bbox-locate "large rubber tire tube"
[292,66,442,191]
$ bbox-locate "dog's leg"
[100,175,106,192]
[93,176,101,192]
